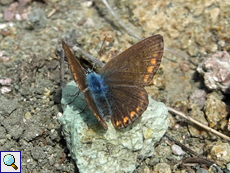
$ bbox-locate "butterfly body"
[62,35,164,130]
[86,72,112,119]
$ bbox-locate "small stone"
[84,18,95,28]
[179,62,190,73]
[226,162,230,171]
[218,40,225,48]
[0,139,7,145]
[187,45,198,56]
[25,112,32,119]
[135,164,152,173]
[188,104,209,138]
[180,34,192,49]
[82,1,93,7]
[172,144,185,156]
[26,8,47,30]
[196,168,208,173]
[1,86,11,94]
[193,6,204,17]
[146,157,160,167]
[206,141,230,167]
[209,8,220,23]
[0,78,12,85]
[206,42,218,53]
[14,85,19,90]
[6,134,11,139]
[154,145,172,158]
[154,162,171,173]
[204,94,228,127]
[189,89,206,109]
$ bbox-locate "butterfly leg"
[66,90,80,105]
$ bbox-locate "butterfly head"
[86,68,94,75]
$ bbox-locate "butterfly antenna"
[67,90,80,105]
[97,36,107,58]
[91,36,107,70]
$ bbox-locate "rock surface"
[59,81,169,173]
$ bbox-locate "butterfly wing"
[62,41,108,130]
[99,35,164,129]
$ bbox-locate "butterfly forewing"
[62,41,108,130]
[99,35,164,129]
[99,35,164,86]
[62,41,87,91]
[83,89,108,130]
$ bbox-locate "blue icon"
[3,154,18,170]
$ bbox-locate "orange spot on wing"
[123,116,129,124]
[116,121,121,127]
[147,66,154,73]
[151,59,156,65]
[144,75,149,82]
[130,111,135,118]
[153,53,158,57]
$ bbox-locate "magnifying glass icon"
[3,154,18,170]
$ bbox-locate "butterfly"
[62,34,164,130]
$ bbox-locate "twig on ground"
[72,46,105,68]
[168,107,230,142]
[101,0,141,40]
[47,8,58,18]
[164,47,198,67]
[165,135,202,158]
[166,135,216,170]
[182,158,213,167]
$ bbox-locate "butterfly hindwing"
[108,86,149,129]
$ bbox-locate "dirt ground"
[0,0,229,172]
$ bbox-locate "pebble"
[154,162,171,173]
[206,141,230,167]
[204,93,228,127]
[172,144,185,156]
[197,51,230,94]
[25,112,32,119]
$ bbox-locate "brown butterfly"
[62,35,164,130]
